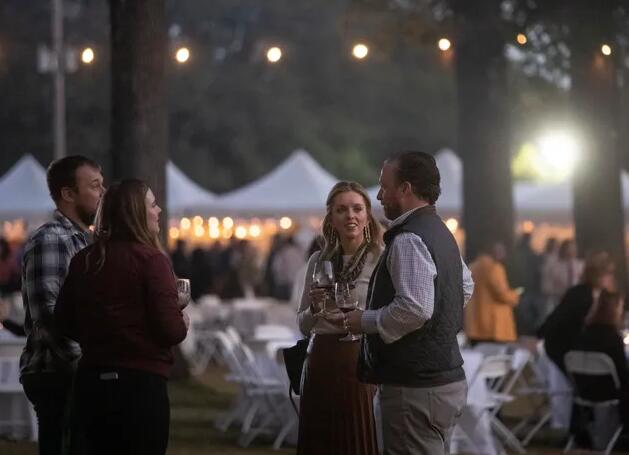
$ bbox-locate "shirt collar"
[53,210,89,236]
[388,205,426,229]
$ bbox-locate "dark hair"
[87,179,161,272]
[586,290,623,328]
[47,155,100,203]
[386,151,441,204]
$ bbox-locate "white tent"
[367,149,462,215]
[0,156,217,220]
[0,155,54,219]
[166,161,217,216]
[213,149,338,216]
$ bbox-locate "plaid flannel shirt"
[19,210,89,377]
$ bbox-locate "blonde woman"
[297,181,383,455]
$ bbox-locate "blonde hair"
[319,181,383,260]
[87,179,162,272]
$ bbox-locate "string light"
[438,38,451,52]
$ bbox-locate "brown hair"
[581,251,615,287]
[47,155,100,203]
[586,290,623,328]
[386,151,441,205]
[87,179,162,272]
[319,181,382,260]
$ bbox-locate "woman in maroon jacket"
[55,179,188,455]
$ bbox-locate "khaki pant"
[377,380,467,455]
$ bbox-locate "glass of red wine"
[335,282,360,342]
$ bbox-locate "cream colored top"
[297,249,381,336]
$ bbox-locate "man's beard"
[383,202,402,221]
[76,205,96,227]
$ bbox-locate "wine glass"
[311,260,334,316]
[176,278,191,309]
[335,282,360,342]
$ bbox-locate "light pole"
[52,0,65,159]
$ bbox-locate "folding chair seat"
[563,350,624,455]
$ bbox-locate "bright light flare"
[194,226,205,237]
[222,217,234,229]
[175,47,190,63]
[180,217,191,230]
[438,38,451,52]
[279,217,293,230]
[537,131,579,177]
[601,44,612,56]
[81,47,95,64]
[266,47,282,63]
[249,224,262,238]
[352,43,369,59]
[235,226,248,239]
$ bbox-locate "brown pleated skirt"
[297,334,379,455]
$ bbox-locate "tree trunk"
[109,0,168,237]
[109,1,188,378]
[452,0,514,260]
[568,2,627,290]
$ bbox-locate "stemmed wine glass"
[176,278,191,309]
[311,260,334,316]
[335,282,360,342]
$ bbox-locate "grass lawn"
[0,367,618,454]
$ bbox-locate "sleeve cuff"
[361,310,380,334]
[298,308,315,336]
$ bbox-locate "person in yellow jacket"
[465,241,521,343]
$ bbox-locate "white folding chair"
[512,341,571,446]
[0,355,37,441]
[563,350,624,455]
[473,342,510,357]
[470,353,526,454]
[212,329,294,449]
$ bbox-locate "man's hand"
[324,309,363,334]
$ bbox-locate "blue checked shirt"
[362,207,474,344]
[20,210,90,376]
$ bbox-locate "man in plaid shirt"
[20,155,104,455]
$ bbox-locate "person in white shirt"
[545,239,583,310]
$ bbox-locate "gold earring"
[364,225,371,243]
